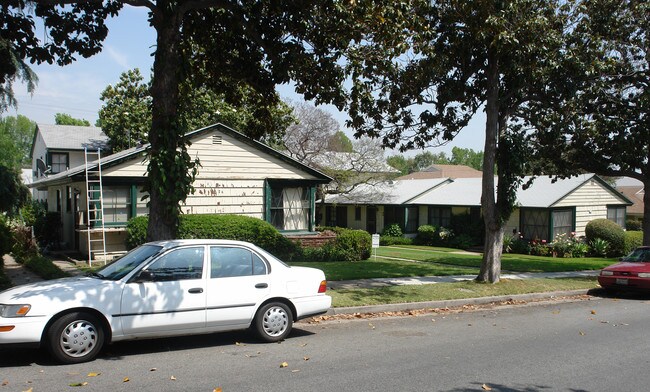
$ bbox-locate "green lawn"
[329,277,599,307]
[289,259,479,281]
[289,245,618,282]
[377,245,618,273]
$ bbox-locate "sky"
[10,5,487,158]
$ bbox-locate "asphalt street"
[1,292,648,391]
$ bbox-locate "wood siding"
[555,179,627,236]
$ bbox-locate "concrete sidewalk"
[2,254,84,287]
[328,270,600,290]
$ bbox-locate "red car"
[599,246,650,291]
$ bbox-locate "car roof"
[144,239,259,250]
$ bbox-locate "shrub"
[624,231,643,254]
[379,235,413,246]
[20,200,47,227]
[34,212,62,248]
[382,224,403,237]
[414,225,436,246]
[10,222,38,260]
[626,219,642,231]
[589,238,609,257]
[449,234,474,250]
[126,216,148,249]
[333,229,371,261]
[0,215,12,256]
[510,238,531,255]
[585,219,626,257]
[530,240,550,256]
[126,214,301,260]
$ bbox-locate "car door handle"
[188,288,203,294]
[255,283,268,289]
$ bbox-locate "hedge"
[126,215,301,260]
[624,231,644,254]
[585,219,626,257]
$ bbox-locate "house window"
[355,206,362,221]
[103,187,131,225]
[428,206,451,228]
[607,206,626,227]
[48,152,68,174]
[551,209,574,239]
[270,186,311,231]
[384,206,405,230]
[405,206,418,233]
[520,209,549,241]
[326,206,348,227]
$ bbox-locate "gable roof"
[30,123,331,189]
[616,185,644,215]
[325,178,451,205]
[34,124,109,152]
[326,174,631,208]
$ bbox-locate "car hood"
[603,262,650,273]
[0,276,122,315]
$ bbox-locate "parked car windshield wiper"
[85,272,105,279]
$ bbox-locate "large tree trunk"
[146,6,183,241]
[477,46,503,284]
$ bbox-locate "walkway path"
[328,270,599,290]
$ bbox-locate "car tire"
[46,312,105,364]
[253,302,293,342]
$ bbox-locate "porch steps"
[84,148,107,265]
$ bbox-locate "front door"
[120,246,207,335]
[367,206,377,234]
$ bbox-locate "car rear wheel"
[46,312,105,364]
[253,302,293,342]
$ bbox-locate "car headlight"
[638,273,650,278]
[0,304,31,318]
[600,271,614,276]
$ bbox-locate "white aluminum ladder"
[84,148,107,265]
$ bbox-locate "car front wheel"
[46,312,105,364]
[254,302,293,342]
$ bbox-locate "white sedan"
[0,239,331,364]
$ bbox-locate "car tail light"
[638,273,650,278]
[318,280,327,293]
[600,271,614,276]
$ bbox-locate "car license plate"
[616,278,628,285]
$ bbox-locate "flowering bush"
[530,239,550,256]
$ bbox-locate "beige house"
[30,123,331,258]
[322,174,631,241]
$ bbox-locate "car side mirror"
[133,269,154,283]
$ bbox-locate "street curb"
[324,289,593,315]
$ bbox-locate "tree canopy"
[0,115,36,169]
[341,0,573,282]
[55,113,91,127]
[529,0,650,244]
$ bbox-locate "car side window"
[211,247,267,278]
[146,247,204,281]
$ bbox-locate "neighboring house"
[616,185,644,220]
[322,174,631,241]
[397,164,482,180]
[30,124,109,201]
[30,123,331,259]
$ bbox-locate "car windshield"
[622,248,650,262]
[95,245,163,280]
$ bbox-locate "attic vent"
[212,135,223,145]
